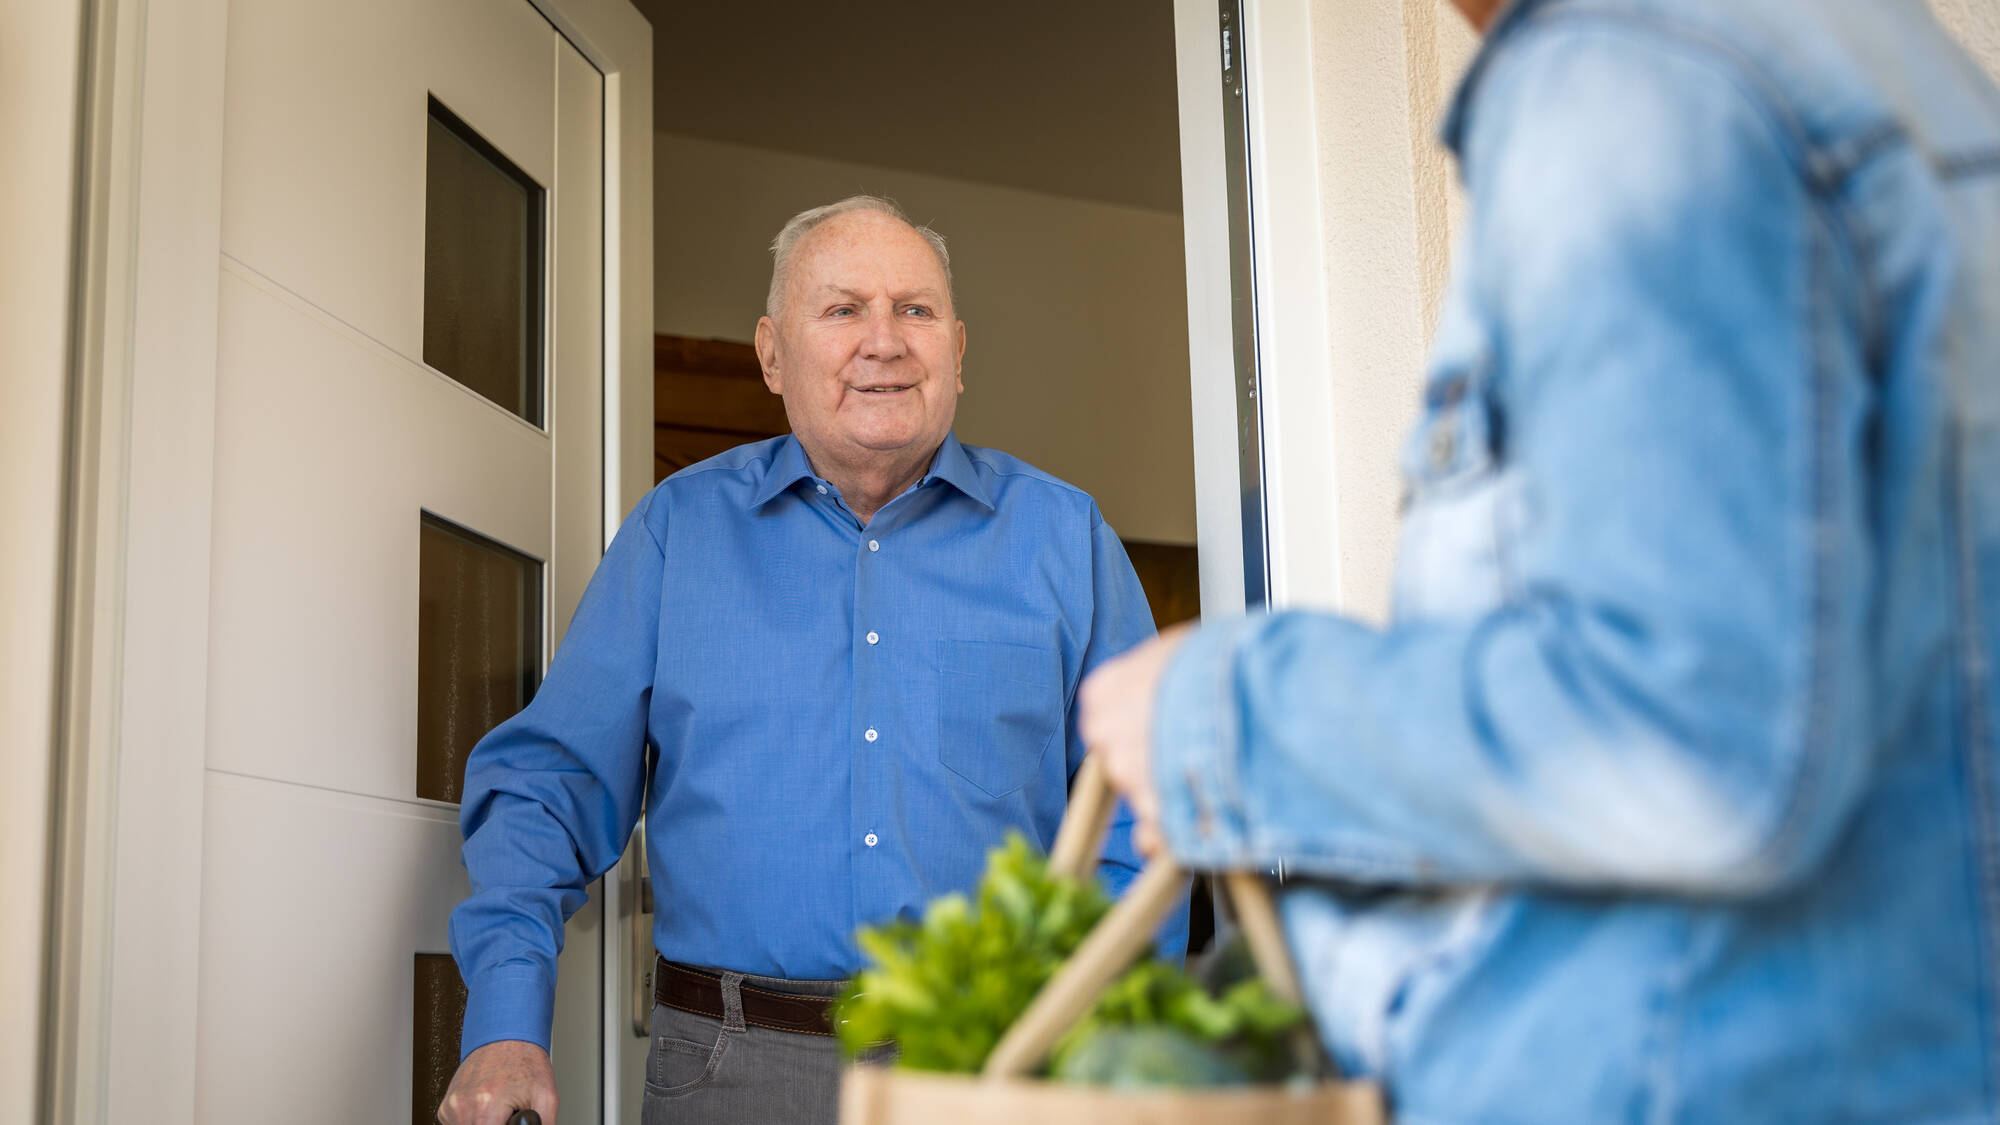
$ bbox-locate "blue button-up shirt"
[452,433,1179,1056]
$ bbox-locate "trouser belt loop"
[719,970,747,1033]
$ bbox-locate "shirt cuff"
[1152,614,1264,868]
[459,961,557,1060]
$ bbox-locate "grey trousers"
[640,970,849,1125]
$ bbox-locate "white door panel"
[195,771,468,1122]
[220,0,556,361]
[206,266,553,801]
[199,2,610,1120]
[194,771,609,1122]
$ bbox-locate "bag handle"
[980,756,1311,1080]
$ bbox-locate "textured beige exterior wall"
[1931,0,2000,85]
[1312,0,1993,623]
[1307,0,1476,623]
[654,133,1198,544]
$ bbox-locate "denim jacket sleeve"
[449,495,661,1056]
[1153,21,1874,896]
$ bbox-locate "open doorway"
[636,1,1199,602]
[627,0,1205,1115]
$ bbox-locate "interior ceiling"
[632,0,1185,213]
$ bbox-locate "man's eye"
[902,306,933,318]
[827,306,855,317]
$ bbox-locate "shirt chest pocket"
[937,639,1066,799]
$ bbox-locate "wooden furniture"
[653,334,788,480]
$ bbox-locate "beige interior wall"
[1931,0,2000,84]
[0,2,87,1118]
[654,133,1198,545]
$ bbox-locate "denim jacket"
[1153,0,2000,1120]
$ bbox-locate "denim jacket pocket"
[1395,372,1517,620]
[1402,372,1501,497]
[938,639,1064,799]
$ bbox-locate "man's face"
[756,211,967,472]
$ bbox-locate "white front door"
[193,0,606,1119]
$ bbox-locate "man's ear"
[954,320,968,394]
[754,317,783,395]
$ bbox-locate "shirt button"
[867,539,880,552]
[817,484,828,495]
[866,631,879,645]
[864,833,878,847]
[864,728,879,742]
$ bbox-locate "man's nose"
[859,309,907,361]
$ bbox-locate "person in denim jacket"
[1081,0,2000,1120]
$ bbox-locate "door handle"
[628,828,653,1037]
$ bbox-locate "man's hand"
[1078,624,1194,860]
[437,1040,557,1125]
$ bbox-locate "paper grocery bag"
[838,758,1388,1124]
[840,1064,1383,1125]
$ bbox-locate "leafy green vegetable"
[833,832,1310,1087]
[1051,1026,1252,1088]
[1049,956,1304,1083]
[833,833,1112,1071]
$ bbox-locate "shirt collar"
[922,433,995,512]
[746,434,817,509]
[745,432,994,512]
[1439,0,1540,158]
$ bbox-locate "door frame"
[39,0,651,1121]
[1175,0,1341,616]
[41,0,1323,1117]
[2,4,93,1124]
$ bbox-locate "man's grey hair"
[765,195,954,319]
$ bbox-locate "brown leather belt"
[654,957,836,1037]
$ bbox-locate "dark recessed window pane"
[417,515,541,803]
[424,96,544,424]
[413,954,468,1125]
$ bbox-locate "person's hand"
[437,1039,556,1125]
[1078,624,1195,860]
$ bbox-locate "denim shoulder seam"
[1788,136,1887,392]
[1828,123,1914,190]
[1944,427,2000,1106]
[1748,186,1842,890]
[1815,121,1912,378]
[1939,149,2000,181]
[1507,6,1892,195]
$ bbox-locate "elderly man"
[437,195,1180,1125]
[1084,0,2000,1121]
